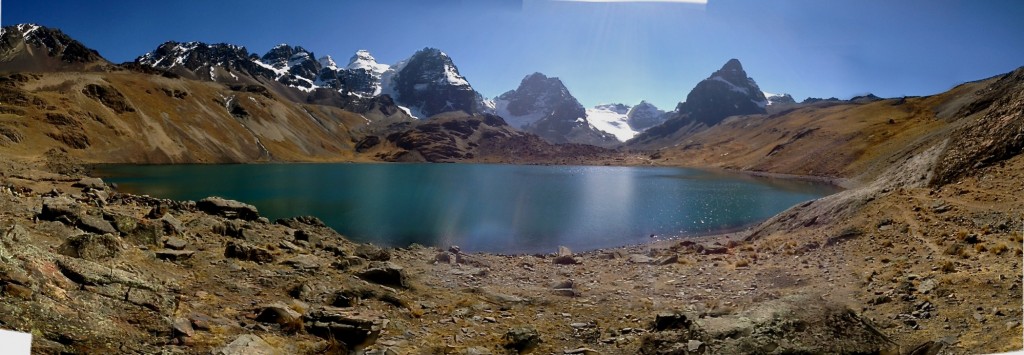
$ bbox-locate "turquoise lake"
[94,163,840,254]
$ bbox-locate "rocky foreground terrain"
[0,133,1021,354]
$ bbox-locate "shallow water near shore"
[94,163,840,253]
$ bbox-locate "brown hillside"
[0,71,395,163]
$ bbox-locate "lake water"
[94,163,839,254]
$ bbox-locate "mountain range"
[0,23,864,163]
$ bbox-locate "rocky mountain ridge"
[137,40,490,119]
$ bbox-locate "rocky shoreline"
[1,151,1021,354]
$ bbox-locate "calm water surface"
[94,163,839,253]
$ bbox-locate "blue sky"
[4,0,1024,110]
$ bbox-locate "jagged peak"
[720,58,743,73]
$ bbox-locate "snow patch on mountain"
[587,103,638,141]
[493,98,545,129]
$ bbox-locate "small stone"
[484,317,497,323]
[564,348,599,355]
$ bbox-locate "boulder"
[60,233,122,261]
[160,214,184,235]
[504,327,541,353]
[224,241,275,263]
[78,214,117,235]
[553,245,579,264]
[256,302,302,327]
[124,220,162,246]
[172,317,195,337]
[305,307,387,350]
[197,197,259,221]
[39,196,82,223]
[217,334,279,355]
[356,262,408,288]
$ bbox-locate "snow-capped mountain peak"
[346,50,389,74]
[318,55,337,70]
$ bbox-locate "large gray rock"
[197,197,259,221]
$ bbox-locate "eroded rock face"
[82,84,135,114]
[931,67,1024,186]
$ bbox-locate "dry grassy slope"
[654,78,996,186]
[0,71,374,163]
